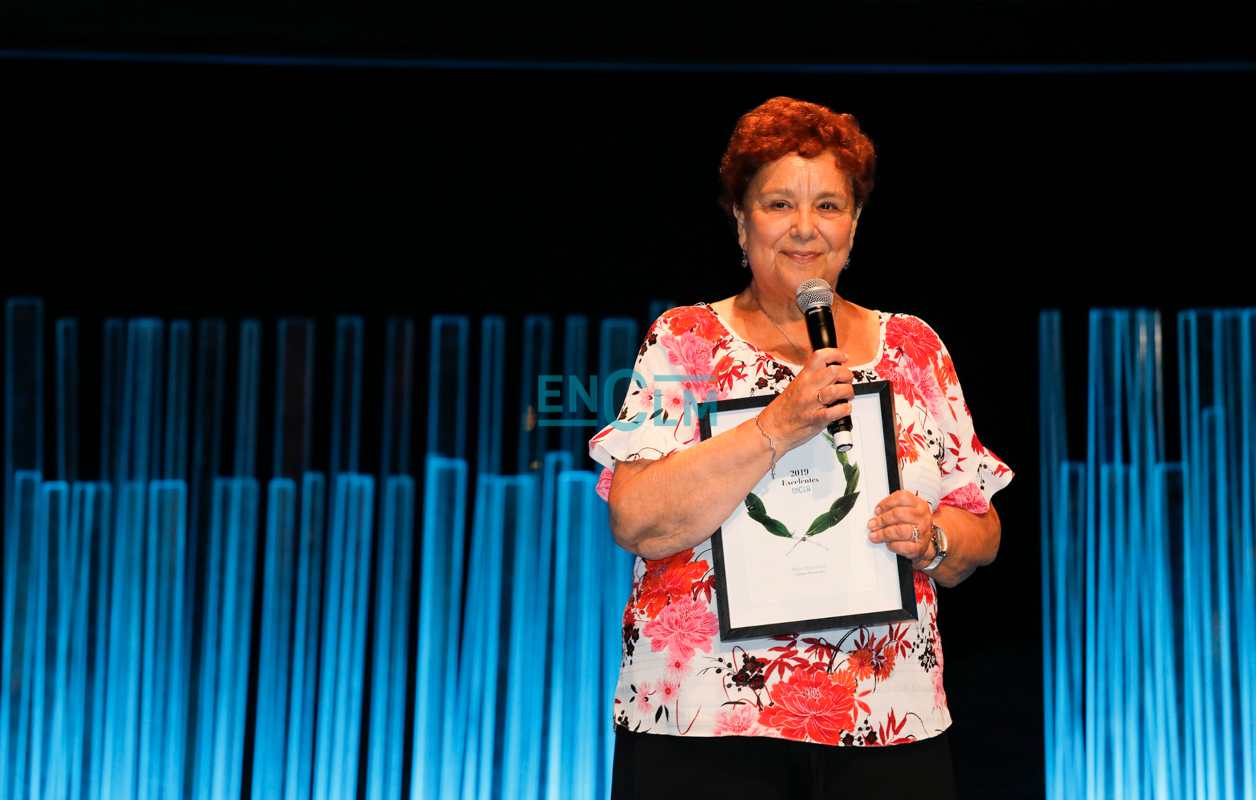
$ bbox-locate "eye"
[769,200,791,209]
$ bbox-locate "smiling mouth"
[784,252,822,261]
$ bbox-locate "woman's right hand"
[757,347,854,453]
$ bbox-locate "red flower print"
[758,667,857,746]
[913,571,936,607]
[595,466,614,501]
[642,595,719,661]
[662,305,727,343]
[936,351,958,389]
[896,420,923,465]
[712,353,747,394]
[846,631,897,683]
[885,316,941,366]
[941,482,989,514]
[635,550,709,620]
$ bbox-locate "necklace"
[749,285,823,364]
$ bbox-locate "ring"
[816,388,825,406]
[911,525,920,542]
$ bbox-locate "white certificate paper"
[697,383,916,641]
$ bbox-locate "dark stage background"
[4,8,1253,798]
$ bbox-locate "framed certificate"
[696,381,916,641]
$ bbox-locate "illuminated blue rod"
[365,476,415,800]
[559,315,589,466]
[250,478,298,800]
[232,321,261,477]
[478,316,505,474]
[191,478,260,800]
[281,473,327,800]
[55,319,80,482]
[512,451,573,800]
[330,317,365,478]
[163,321,191,482]
[5,299,43,503]
[137,481,188,800]
[3,49,1254,75]
[1,472,37,796]
[311,473,375,800]
[273,319,316,478]
[518,315,554,473]
[411,456,469,800]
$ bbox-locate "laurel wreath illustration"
[743,431,859,552]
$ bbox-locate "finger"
[869,506,912,528]
[822,401,852,423]
[817,383,854,405]
[868,521,918,543]
[885,539,931,560]
[810,348,847,368]
[874,491,926,512]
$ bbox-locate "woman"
[588,96,1013,798]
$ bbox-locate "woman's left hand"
[867,490,933,562]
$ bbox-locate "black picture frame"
[696,381,917,641]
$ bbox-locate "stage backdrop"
[1,296,680,800]
[1040,308,1256,800]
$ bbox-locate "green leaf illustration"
[805,491,861,537]
[804,511,838,537]
[744,492,794,538]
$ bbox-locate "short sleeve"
[930,328,1014,515]
[588,310,709,501]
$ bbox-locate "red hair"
[718,96,876,218]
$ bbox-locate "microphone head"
[795,278,834,313]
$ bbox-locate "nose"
[791,206,816,239]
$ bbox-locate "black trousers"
[611,726,958,800]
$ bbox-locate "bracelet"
[754,416,778,478]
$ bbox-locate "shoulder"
[880,312,948,367]
[645,303,726,343]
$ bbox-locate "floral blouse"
[587,302,1013,747]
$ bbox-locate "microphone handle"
[803,308,854,438]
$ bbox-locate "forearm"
[916,502,1001,588]
[608,418,776,560]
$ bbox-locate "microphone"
[795,278,854,452]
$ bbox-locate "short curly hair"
[718,96,876,219]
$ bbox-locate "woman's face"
[733,150,859,294]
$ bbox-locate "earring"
[740,250,749,269]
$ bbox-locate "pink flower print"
[660,385,688,419]
[900,356,947,423]
[660,332,722,404]
[659,677,680,706]
[642,596,720,661]
[595,466,614,501]
[933,630,947,710]
[664,653,689,681]
[635,681,657,715]
[941,482,988,514]
[713,704,759,736]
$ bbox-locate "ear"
[733,205,747,250]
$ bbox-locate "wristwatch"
[920,523,948,572]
